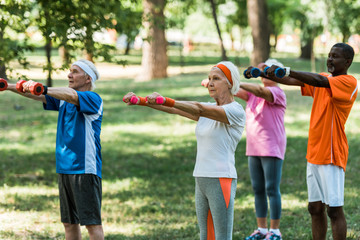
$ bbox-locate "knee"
[86,224,103,232]
[86,225,104,239]
[63,222,77,229]
[86,224,96,232]
[265,185,279,198]
[252,183,265,195]
[308,202,325,215]
[327,207,343,220]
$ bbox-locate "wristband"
[42,85,48,95]
[138,96,147,106]
[163,97,175,107]
[130,96,147,106]
[284,67,290,77]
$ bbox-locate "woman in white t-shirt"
[123,61,245,240]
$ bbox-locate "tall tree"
[208,0,227,60]
[226,0,248,53]
[247,0,270,65]
[288,0,323,60]
[137,0,168,81]
[115,7,142,55]
[112,0,143,56]
[328,0,360,42]
[267,0,288,51]
[35,0,61,86]
[0,0,33,80]
[70,0,121,62]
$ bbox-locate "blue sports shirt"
[44,91,103,178]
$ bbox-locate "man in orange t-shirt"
[259,43,357,240]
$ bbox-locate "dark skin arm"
[264,65,330,88]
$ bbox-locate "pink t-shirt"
[245,86,287,159]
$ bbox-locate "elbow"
[252,88,263,97]
[67,90,79,105]
[194,102,204,116]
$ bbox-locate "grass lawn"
[0,50,360,239]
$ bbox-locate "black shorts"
[58,174,102,225]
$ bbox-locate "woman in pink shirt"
[236,59,287,240]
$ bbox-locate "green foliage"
[114,4,142,49]
[0,0,34,79]
[226,0,247,29]
[284,0,324,57]
[327,0,360,42]
[267,0,289,39]
[166,0,197,29]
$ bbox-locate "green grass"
[1,52,360,239]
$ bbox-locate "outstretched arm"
[6,83,47,103]
[147,102,200,121]
[7,81,80,105]
[45,87,79,105]
[234,88,249,101]
[146,92,230,124]
[265,66,329,88]
[123,92,199,121]
[238,82,274,102]
[124,92,230,124]
[289,70,330,88]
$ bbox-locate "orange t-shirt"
[301,73,358,171]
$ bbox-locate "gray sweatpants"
[195,177,237,240]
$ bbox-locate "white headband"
[72,61,97,83]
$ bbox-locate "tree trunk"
[59,44,71,66]
[85,51,93,62]
[137,0,168,81]
[84,30,94,62]
[124,40,131,55]
[247,0,270,66]
[342,33,349,43]
[0,64,7,80]
[0,28,8,80]
[45,38,53,87]
[208,0,227,61]
[300,38,313,59]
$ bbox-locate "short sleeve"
[301,84,315,97]
[77,91,103,114]
[329,75,358,102]
[43,95,60,111]
[268,87,286,107]
[222,102,246,127]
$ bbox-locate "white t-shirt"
[193,101,245,178]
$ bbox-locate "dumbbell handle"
[0,78,8,91]
[264,67,286,78]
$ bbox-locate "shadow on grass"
[0,194,58,212]
[0,231,64,240]
[0,149,57,186]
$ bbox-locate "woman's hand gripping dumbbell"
[122,92,147,105]
[123,92,175,107]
